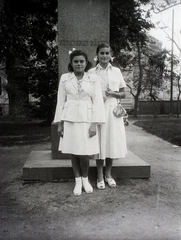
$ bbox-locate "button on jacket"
[53,72,105,124]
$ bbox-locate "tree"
[110,0,155,117]
[110,0,153,52]
[151,0,181,13]
[151,0,181,116]
[29,43,58,124]
[0,0,57,120]
[1,0,156,121]
[175,73,181,118]
[143,50,167,117]
[163,54,181,117]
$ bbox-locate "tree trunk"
[8,91,18,116]
[5,75,18,116]
[176,92,180,118]
[6,74,29,116]
[133,41,143,118]
[134,96,139,117]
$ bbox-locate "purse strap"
[117,98,121,105]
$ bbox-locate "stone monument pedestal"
[23,150,151,182]
[23,115,151,182]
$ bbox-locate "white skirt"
[98,97,127,159]
[58,122,100,155]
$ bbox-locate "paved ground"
[0,120,181,240]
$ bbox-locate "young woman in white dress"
[89,43,127,189]
[53,50,105,196]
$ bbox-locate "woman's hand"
[57,122,64,138]
[89,123,96,138]
[105,87,115,97]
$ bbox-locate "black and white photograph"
[0,0,181,239]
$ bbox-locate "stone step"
[23,150,151,182]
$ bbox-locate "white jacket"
[53,72,105,123]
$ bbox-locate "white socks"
[82,177,93,194]
[73,177,82,196]
[73,177,93,196]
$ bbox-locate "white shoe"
[97,180,105,190]
[105,176,116,188]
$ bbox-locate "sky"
[142,0,181,56]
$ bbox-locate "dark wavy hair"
[96,43,112,65]
[68,49,92,72]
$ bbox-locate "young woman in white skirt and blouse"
[89,43,127,189]
[53,50,105,196]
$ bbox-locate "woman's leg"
[80,156,93,193]
[79,155,89,177]
[96,159,104,182]
[105,158,116,187]
[96,159,105,189]
[105,158,113,178]
[71,154,81,177]
[71,154,82,196]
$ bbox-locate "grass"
[0,122,51,146]
[0,116,181,147]
[134,116,181,147]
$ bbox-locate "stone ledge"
[23,150,151,182]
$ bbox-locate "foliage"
[0,0,57,62]
[0,0,57,122]
[143,50,167,101]
[151,0,181,13]
[110,0,153,54]
[118,39,165,117]
[29,42,58,124]
[163,53,181,117]
[0,0,159,123]
[151,0,181,55]
[110,0,156,117]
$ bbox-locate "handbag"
[113,99,127,118]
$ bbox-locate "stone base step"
[23,150,151,182]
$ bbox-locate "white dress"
[53,72,105,155]
[89,63,127,159]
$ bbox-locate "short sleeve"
[118,69,127,89]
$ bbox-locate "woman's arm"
[105,87,126,99]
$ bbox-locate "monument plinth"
[58,0,110,77]
[52,0,110,159]
[23,150,151,182]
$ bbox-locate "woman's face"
[97,47,111,66]
[71,55,87,74]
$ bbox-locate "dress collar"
[96,63,112,71]
[69,72,89,82]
